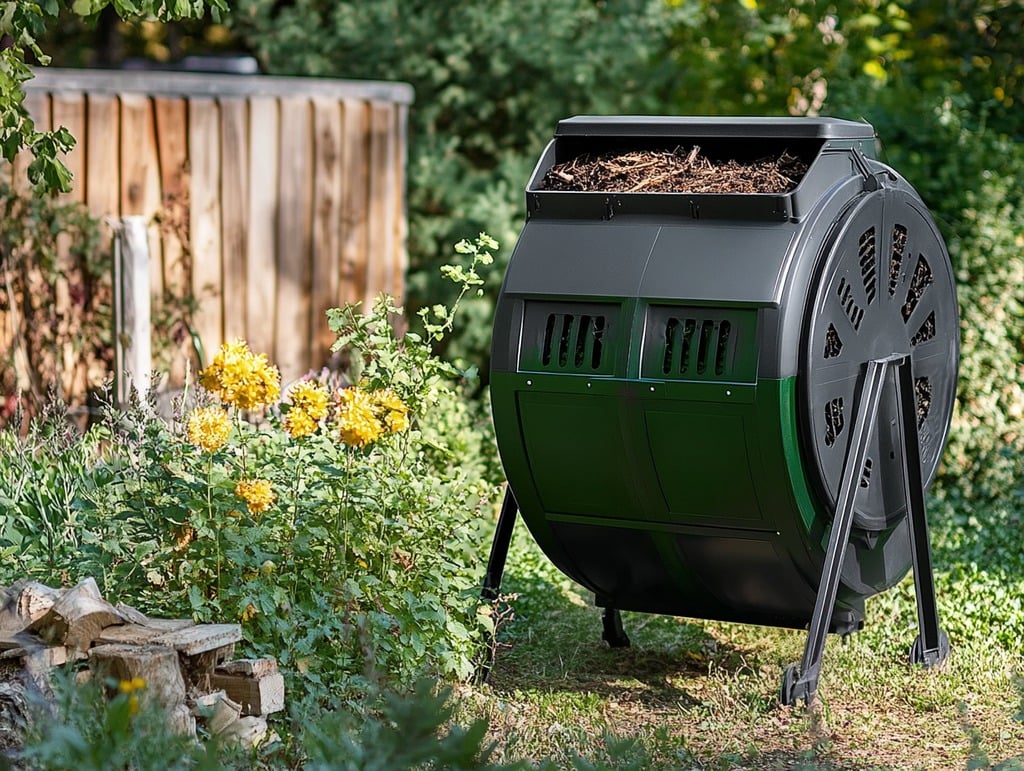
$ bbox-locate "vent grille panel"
[902,255,934,323]
[823,323,843,359]
[889,224,907,296]
[643,306,758,383]
[520,301,619,376]
[859,227,877,304]
[837,277,865,331]
[824,397,845,447]
[911,311,936,347]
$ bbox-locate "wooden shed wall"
[16,69,412,385]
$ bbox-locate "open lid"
[555,116,875,140]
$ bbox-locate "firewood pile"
[0,577,284,751]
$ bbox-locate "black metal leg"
[896,358,950,668]
[601,607,631,648]
[475,487,519,684]
[782,358,890,706]
[482,487,518,602]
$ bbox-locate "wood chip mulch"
[541,146,808,194]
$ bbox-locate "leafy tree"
[0,0,227,193]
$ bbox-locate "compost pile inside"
[541,147,808,194]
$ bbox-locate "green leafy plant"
[0,235,503,706]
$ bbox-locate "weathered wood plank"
[119,93,163,301]
[219,98,249,343]
[391,103,409,304]
[275,96,314,382]
[246,97,279,361]
[366,102,396,309]
[340,99,369,311]
[311,98,343,364]
[150,623,241,656]
[153,98,189,298]
[51,93,88,399]
[189,98,223,362]
[153,97,192,385]
[85,94,121,225]
[52,92,86,203]
[209,670,285,716]
[218,657,278,678]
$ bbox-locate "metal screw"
[526,380,532,386]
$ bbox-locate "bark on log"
[88,643,186,709]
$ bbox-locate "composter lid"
[555,115,875,140]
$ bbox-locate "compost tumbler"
[482,116,959,704]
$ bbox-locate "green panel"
[772,376,824,533]
[645,408,763,523]
[517,391,639,517]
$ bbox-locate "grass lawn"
[458,523,1024,770]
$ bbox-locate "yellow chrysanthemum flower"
[337,387,384,448]
[283,408,318,439]
[373,389,410,434]
[234,479,276,514]
[186,406,231,453]
[288,380,330,420]
[200,339,281,410]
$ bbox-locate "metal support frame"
[480,487,631,663]
[781,355,949,706]
[482,488,520,602]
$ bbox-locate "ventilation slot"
[889,224,907,296]
[915,376,932,428]
[836,277,864,331]
[541,313,606,371]
[715,321,732,376]
[823,323,843,359]
[824,397,845,447]
[902,255,933,323]
[911,311,936,347]
[662,317,734,377]
[859,457,873,489]
[859,227,877,304]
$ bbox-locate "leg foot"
[909,629,950,669]
[601,608,630,648]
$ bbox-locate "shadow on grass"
[487,564,773,712]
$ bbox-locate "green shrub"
[0,235,502,703]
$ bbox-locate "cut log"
[218,657,278,678]
[150,623,241,656]
[96,617,193,646]
[29,578,125,653]
[209,670,285,716]
[16,582,64,624]
[218,715,269,748]
[88,643,186,709]
[114,602,149,625]
[195,690,242,734]
[167,703,197,737]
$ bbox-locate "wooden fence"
[15,68,413,386]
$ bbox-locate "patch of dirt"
[541,146,808,194]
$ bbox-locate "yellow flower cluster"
[186,406,231,453]
[199,340,281,410]
[118,677,147,716]
[283,380,330,439]
[336,387,409,448]
[235,478,276,514]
